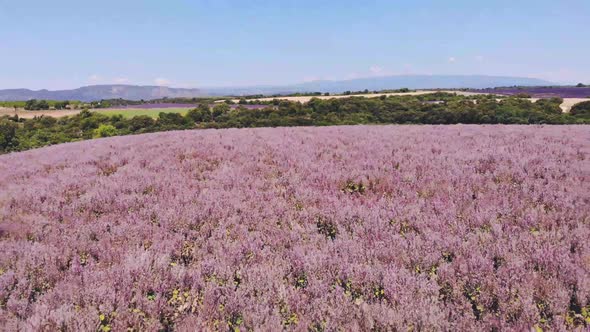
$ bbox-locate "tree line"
[1,93,589,154]
[1,100,75,110]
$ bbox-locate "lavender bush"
[0,125,588,331]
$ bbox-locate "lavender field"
[0,126,589,331]
[105,103,268,110]
[472,87,590,98]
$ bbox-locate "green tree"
[37,100,50,110]
[158,112,190,128]
[0,119,18,151]
[212,103,231,119]
[128,115,155,132]
[570,101,590,118]
[25,99,38,110]
[93,124,117,138]
[54,100,70,110]
[186,104,212,123]
[534,98,563,115]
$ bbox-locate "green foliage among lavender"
[0,125,588,330]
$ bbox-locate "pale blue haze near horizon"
[0,0,588,90]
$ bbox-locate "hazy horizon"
[0,74,560,92]
[1,0,589,90]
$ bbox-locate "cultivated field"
[96,107,193,119]
[0,107,193,119]
[0,126,588,330]
[226,90,483,104]
[0,108,80,119]
[2,91,588,119]
[227,91,588,113]
[473,86,590,98]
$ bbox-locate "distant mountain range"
[0,75,555,101]
[0,85,203,102]
[204,75,555,96]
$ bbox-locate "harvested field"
[0,108,81,119]
[225,90,484,104]
[95,107,192,119]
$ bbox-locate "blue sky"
[1,0,588,89]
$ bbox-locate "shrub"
[186,104,212,123]
[570,101,590,118]
[128,115,155,132]
[0,119,18,151]
[93,124,117,138]
[24,99,50,110]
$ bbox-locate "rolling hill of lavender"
[0,126,589,331]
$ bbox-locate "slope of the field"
[0,126,589,331]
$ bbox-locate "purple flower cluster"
[0,125,589,331]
